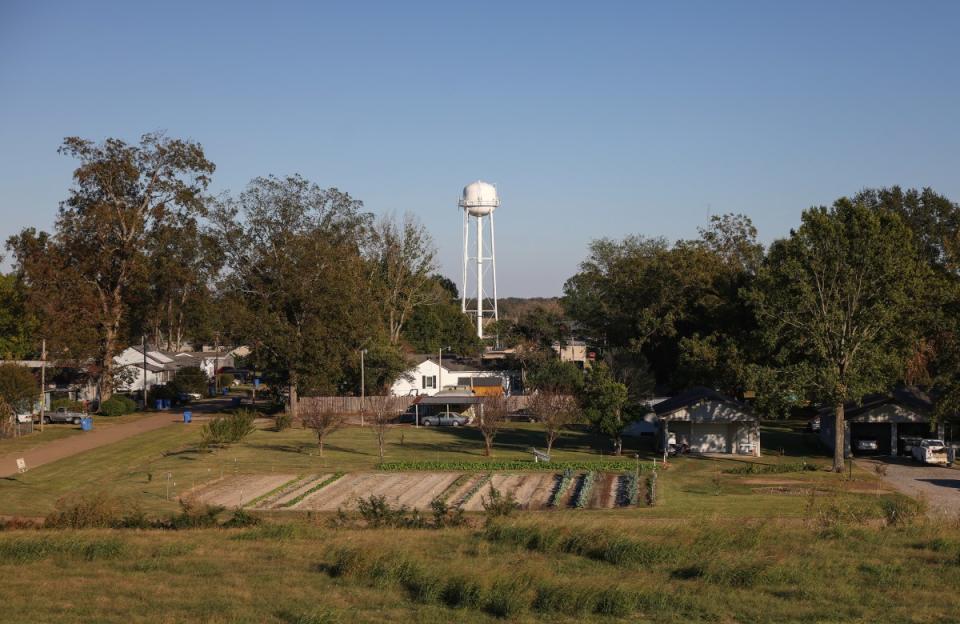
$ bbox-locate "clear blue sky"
[1,1,958,296]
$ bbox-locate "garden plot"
[292,472,463,511]
[460,473,558,511]
[192,474,297,508]
[258,474,333,508]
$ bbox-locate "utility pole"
[213,333,220,396]
[39,339,46,432]
[359,348,367,427]
[142,335,148,409]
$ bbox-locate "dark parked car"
[421,411,469,427]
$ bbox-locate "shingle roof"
[842,386,934,419]
[653,387,744,417]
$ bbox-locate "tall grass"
[0,536,125,562]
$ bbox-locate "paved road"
[857,457,960,517]
[0,398,230,479]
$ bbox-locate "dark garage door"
[850,422,891,455]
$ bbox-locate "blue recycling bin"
[163,399,171,409]
[222,388,229,396]
[80,417,93,431]
[183,411,192,424]
[155,399,163,409]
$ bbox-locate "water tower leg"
[476,214,483,339]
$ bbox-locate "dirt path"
[857,458,960,517]
[0,413,190,479]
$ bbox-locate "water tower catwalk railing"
[459,180,499,340]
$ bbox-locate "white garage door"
[691,423,729,453]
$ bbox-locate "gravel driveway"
[857,458,960,517]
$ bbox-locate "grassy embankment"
[2,418,954,622]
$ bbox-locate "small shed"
[655,387,760,456]
[819,386,944,458]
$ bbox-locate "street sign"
[16,458,27,473]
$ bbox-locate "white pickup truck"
[912,439,955,466]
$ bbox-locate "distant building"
[551,340,594,369]
[113,346,234,393]
[390,354,509,397]
[655,387,760,456]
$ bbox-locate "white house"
[655,387,760,456]
[390,355,508,397]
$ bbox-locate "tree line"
[1,133,478,414]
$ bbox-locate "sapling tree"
[366,394,404,462]
[478,396,512,457]
[578,364,630,455]
[300,401,345,457]
[529,391,581,455]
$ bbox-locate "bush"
[217,373,235,388]
[171,366,209,395]
[199,409,257,449]
[100,395,137,416]
[881,496,928,527]
[430,496,466,528]
[45,493,131,529]
[274,412,292,432]
[481,485,519,520]
[485,578,528,618]
[442,575,484,609]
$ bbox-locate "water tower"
[459,180,499,339]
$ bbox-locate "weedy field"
[1,419,957,623]
[2,506,960,623]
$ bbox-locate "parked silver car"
[42,407,85,425]
[421,411,469,427]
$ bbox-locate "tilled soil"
[589,472,620,508]
[294,472,463,511]
[193,474,297,508]
[267,474,333,508]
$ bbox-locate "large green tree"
[578,363,630,455]
[749,199,930,471]
[0,363,38,415]
[403,275,479,355]
[0,272,37,359]
[7,134,213,399]
[213,175,395,416]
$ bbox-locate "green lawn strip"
[243,475,304,509]
[280,472,344,508]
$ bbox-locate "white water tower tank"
[461,180,499,216]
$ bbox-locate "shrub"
[356,495,425,529]
[171,366,209,395]
[533,583,597,615]
[217,373,235,388]
[45,493,129,528]
[199,409,257,449]
[430,496,466,528]
[481,485,519,519]
[274,412,293,432]
[221,508,262,528]
[881,496,928,527]
[442,575,484,609]
[400,564,444,603]
[163,499,224,529]
[100,395,137,416]
[485,578,528,618]
[327,547,366,578]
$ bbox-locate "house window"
[422,375,436,389]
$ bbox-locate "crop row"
[573,471,597,508]
[548,469,575,507]
[279,473,344,508]
[377,460,646,472]
[456,473,492,507]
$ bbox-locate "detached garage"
[819,386,944,458]
[656,387,760,456]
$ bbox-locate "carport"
[820,386,944,458]
[410,394,483,427]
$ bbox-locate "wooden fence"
[297,395,532,413]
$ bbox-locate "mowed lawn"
[0,411,153,457]
[0,416,884,519]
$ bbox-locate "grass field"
[2,509,959,623]
[3,417,956,623]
